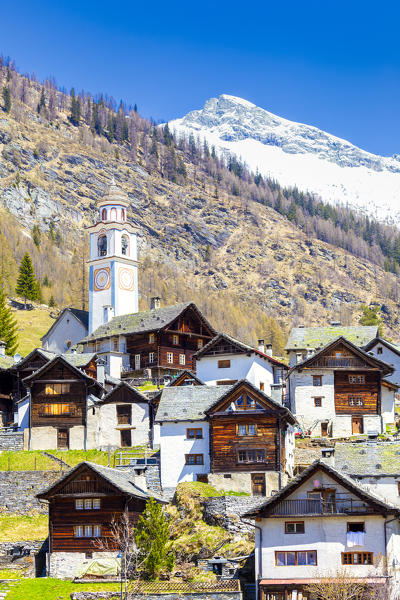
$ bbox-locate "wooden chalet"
[80,301,215,378]
[205,381,296,477]
[22,355,103,450]
[37,461,163,556]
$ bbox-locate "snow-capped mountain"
[168,94,400,223]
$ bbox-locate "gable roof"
[40,307,89,341]
[36,461,165,502]
[289,336,394,376]
[195,333,288,368]
[285,325,379,352]
[82,301,215,342]
[21,354,103,396]
[12,348,96,371]
[99,381,149,405]
[170,370,204,386]
[335,442,400,476]
[155,385,233,422]
[364,336,400,358]
[244,459,399,518]
[205,379,296,424]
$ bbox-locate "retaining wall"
[71,593,242,600]
[203,497,265,536]
[0,470,63,513]
[0,432,24,451]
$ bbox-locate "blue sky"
[2,0,400,156]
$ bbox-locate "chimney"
[0,341,5,357]
[296,352,303,364]
[70,348,77,355]
[321,447,335,466]
[150,296,161,310]
[257,339,265,353]
[96,357,106,387]
[265,343,273,357]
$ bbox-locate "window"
[134,354,140,370]
[260,382,265,391]
[149,333,155,344]
[75,525,84,538]
[237,424,257,436]
[349,375,365,384]
[348,396,363,406]
[81,525,101,538]
[84,499,92,510]
[342,552,373,565]
[187,428,203,439]
[167,352,173,364]
[93,499,101,510]
[237,449,266,464]
[110,208,117,221]
[197,339,203,349]
[185,454,204,465]
[276,551,317,566]
[116,405,131,425]
[285,522,305,534]
[149,352,155,364]
[98,235,107,256]
[218,360,231,369]
[121,235,129,256]
[233,394,263,410]
[217,379,238,385]
[101,208,107,220]
[179,354,186,366]
[313,375,322,386]
[45,383,70,395]
[377,347,383,355]
[314,397,322,407]
[121,209,126,221]
[113,337,119,352]
[41,403,72,416]
[172,335,179,345]
[75,499,84,510]
[347,522,365,532]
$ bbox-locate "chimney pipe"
[96,358,106,387]
[150,296,161,310]
[321,447,335,467]
[257,339,265,353]
[0,341,5,357]
[296,352,303,364]
[265,343,273,357]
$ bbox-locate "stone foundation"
[208,472,287,496]
[0,432,23,450]
[49,551,118,579]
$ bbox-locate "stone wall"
[49,551,119,579]
[0,470,63,513]
[71,593,242,600]
[203,497,265,536]
[0,432,23,451]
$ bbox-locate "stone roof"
[12,348,96,371]
[335,442,400,476]
[196,332,288,367]
[155,385,233,422]
[83,301,214,341]
[37,461,165,502]
[285,325,378,351]
[69,308,89,329]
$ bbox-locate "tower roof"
[98,179,130,208]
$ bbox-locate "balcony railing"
[270,497,376,516]
[59,480,115,495]
[310,357,366,368]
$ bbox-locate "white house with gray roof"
[41,308,89,354]
[364,337,400,387]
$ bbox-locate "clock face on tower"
[94,267,111,291]
[118,267,135,291]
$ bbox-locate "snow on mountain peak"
[168,94,400,223]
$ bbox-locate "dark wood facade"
[38,463,148,553]
[206,382,294,474]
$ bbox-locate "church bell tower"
[88,179,139,334]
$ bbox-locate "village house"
[195,333,288,400]
[41,308,89,354]
[245,460,400,600]
[364,336,400,387]
[86,381,150,449]
[155,380,296,496]
[285,325,379,368]
[21,355,103,450]
[0,342,17,427]
[36,461,164,579]
[287,336,395,437]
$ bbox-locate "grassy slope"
[13,308,54,356]
[0,514,48,542]
[0,451,57,471]
[5,579,120,600]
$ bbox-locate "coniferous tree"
[0,277,18,355]
[2,86,11,113]
[135,497,174,578]
[37,87,46,114]
[15,253,39,307]
[70,88,81,126]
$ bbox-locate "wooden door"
[251,474,266,496]
[57,428,69,449]
[321,422,328,437]
[120,429,132,447]
[352,417,363,434]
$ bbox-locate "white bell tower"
[87,179,139,334]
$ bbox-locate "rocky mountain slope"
[169,94,400,223]
[1,68,400,349]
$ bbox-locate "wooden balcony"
[270,497,376,516]
[308,357,367,368]
[59,479,115,496]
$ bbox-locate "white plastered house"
[364,337,400,387]
[245,460,400,600]
[41,308,89,354]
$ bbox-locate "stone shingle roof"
[155,385,233,422]
[335,442,400,476]
[69,308,89,329]
[13,348,96,370]
[285,326,378,351]
[83,301,215,341]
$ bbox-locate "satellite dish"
[13,353,21,364]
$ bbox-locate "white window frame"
[173,334,179,345]
[149,352,155,364]
[75,499,84,510]
[75,525,84,538]
[135,354,140,370]
[179,354,185,366]
[167,352,173,364]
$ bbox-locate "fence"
[114,449,159,468]
[129,580,241,593]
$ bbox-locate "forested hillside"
[1,55,400,354]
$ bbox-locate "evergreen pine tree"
[37,87,46,114]
[0,277,18,355]
[2,87,11,113]
[70,88,81,126]
[15,253,39,307]
[360,304,383,335]
[48,295,56,308]
[135,497,174,578]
